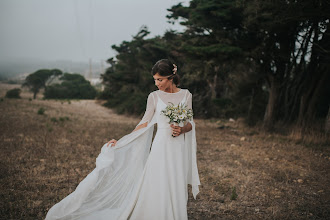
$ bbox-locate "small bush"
[46,123,53,132]
[104,92,146,115]
[6,79,20,84]
[59,116,69,121]
[51,116,69,122]
[5,88,21,99]
[230,187,238,200]
[44,73,97,99]
[37,107,46,115]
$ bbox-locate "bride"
[45,59,200,220]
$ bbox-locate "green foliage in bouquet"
[161,102,193,125]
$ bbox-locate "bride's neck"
[164,85,179,93]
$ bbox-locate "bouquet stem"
[171,122,179,138]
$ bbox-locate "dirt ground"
[1,83,329,220]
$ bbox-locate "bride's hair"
[151,59,180,86]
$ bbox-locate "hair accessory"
[173,64,177,75]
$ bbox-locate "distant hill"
[0,58,106,81]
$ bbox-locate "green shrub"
[212,98,238,118]
[44,73,97,99]
[104,92,146,115]
[37,107,46,115]
[230,186,238,200]
[46,123,53,132]
[59,116,69,121]
[5,88,21,99]
[6,79,20,84]
[51,116,69,122]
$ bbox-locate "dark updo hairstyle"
[151,59,180,86]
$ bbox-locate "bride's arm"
[182,122,192,133]
[132,122,148,132]
[132,92,156,133]
[170,122,192,136]
[107,93,155,147]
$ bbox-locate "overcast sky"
[0,0,189,63]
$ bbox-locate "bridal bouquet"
[161,102,193,127]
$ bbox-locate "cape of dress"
[45,89,200,220]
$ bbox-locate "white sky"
[0,0,189,63]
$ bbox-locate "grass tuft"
[37,107,46,115]
[230,186,238,200]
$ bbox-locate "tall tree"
[101,26,171,114]
[101,0,329,130]
[167,0,247,117]
[243,0,330,130]
[22,69,62,99]
[44,73,97,99]
[168,0,330,129]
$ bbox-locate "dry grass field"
[1,82,329,220]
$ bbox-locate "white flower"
[173,64,177,74]
[161,102,193,126]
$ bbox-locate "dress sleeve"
[187,91,192,109]
[136,92,156,127]
[187,91,193,121]
[184,91,200,199]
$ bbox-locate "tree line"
[101,0,329,131]
[22,69,96,99]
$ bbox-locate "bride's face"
[153,73,173,92]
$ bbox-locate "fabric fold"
[45,124,155,220]
[184,120,200,199]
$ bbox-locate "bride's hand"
[107,139,117,147]
[170,124,182,137]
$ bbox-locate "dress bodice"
[154,91,190,129]
[137,89,193,128]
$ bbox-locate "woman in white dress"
[45,59,200,220]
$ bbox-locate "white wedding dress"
[45,89,200,220]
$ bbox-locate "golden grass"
[289,126,330,148]
[1,83,329,219]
